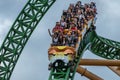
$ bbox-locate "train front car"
[48,46,76,69]
[48,1,97,70]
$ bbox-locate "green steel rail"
[0,0,120,80]
[0,0,56,80]
[90,31,120,59]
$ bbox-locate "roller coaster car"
[48,46,76,68]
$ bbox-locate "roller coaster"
[0,0,120,80]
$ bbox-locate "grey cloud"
[0,0,120,80]
[0,0,27,19]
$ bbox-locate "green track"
[0,0,120,80]
[49,26,120,80]
[90,31,120,59]
[0,0,56,80]
[48,26,95,80]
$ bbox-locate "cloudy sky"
[0,0,120,80]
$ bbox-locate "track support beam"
[79,59,120,66]
[77,66,103,80]
[108,66,120,76]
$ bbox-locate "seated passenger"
[66,32,72,47]
[58,34,63,46]
[58,31,63,46]
[90,2,97,15]
[48,29,59,46]
[62,37,67,46]
[81,23,85,32]
[77,21,82,31]
[62,30,68,46]
[80,17,84,24]
[65,17,71,29]
[60,19,67,29]
[69,4,74,11]
[67,8,72,17]
[52,34,59,46]
[61,15,66,21]
[70,23,77,31]
[71,31,78,48]
[90,2,96,9]
[63,10,67,17]
[52,22,63,33]
[70,13,75,18]
[73,5,79,14]
[79,14,85,23]
[73,17,79,24]
[77,9,82,16]
[76,1,82,7]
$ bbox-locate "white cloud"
[101,0,120,18]
[0,18,12,45]
[96,0,120,42]
[0,18,11,34]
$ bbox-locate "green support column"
[0,0,56,80]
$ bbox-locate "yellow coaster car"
[48,46,76,64]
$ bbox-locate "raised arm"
[48,29,52,37]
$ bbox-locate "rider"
[52,22,63,33]
[48,29,59,46]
